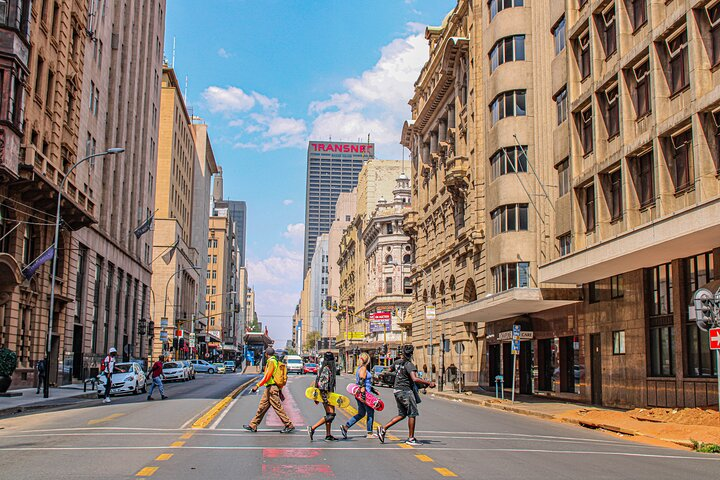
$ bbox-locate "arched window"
[463,278,477,303]
[385,255,393,264]
[403,254,412,264]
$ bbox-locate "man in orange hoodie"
[243,348,294,433]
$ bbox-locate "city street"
[0,373,717,479]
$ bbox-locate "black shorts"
[320,390,330,405]
[394,390,419,418]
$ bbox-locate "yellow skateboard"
[304,387,350,408]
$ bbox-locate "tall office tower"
[226,201,247,267]
[304,141,373,273]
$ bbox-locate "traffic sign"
[710,328,720,350]
[425,306,436,320]
[511,325,521,355]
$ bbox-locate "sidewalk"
[429,388,720,449]
[0,385,97,418]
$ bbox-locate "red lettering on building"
[310,143,373,154]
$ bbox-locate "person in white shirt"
[102,347,118,404]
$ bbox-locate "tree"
[305,331,322,352]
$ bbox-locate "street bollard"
[495,375,504,400]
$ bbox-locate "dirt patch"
[560,407,720,445]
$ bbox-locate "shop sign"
[498,330,534,341]
[345,332,364,340]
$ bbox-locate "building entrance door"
[537,339,553,391]
[590,333,602,405]
[502,343,512,391]
[519,341,533,394]
[488,344,500,388]
[72,325,83,380]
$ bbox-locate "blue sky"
[165,0,456,344]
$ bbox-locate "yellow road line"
[179,432,193,439]
[88,413,125,425]
[136,467,158,477]
[387,434,400,441]
[170,441,185,447]
[155,454,173,461]
[415,454,434,462]
[191,377,257,429]
[398,443,414,449]
[434,468,458,477]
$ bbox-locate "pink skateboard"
[346,383,384,411]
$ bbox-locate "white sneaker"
[103,398,111,404]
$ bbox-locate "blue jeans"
[345,398,375,433]
[148,377,164,397]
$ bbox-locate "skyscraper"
[227,201,247,267]
[304,141,373,273]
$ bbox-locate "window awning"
[438,288,582,323]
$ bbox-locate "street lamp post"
[162,265,200,359]
[44,148,124,398]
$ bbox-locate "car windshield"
[305,363,317,367]
[224,361,234,365]
[287,359,302,364]
[163,363,179,369]
[112,364,132,374]
[373,366,386,374]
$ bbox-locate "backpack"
[317,365,332,391]
[100,356,109,373]
[271,358,288,388]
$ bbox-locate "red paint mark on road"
[267,388,305,427]
[263,449,321,459]
[262,464,334,477]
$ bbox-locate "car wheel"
[208,368,215,374]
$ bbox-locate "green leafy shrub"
[0,348,18,376]
[691,439,720,454]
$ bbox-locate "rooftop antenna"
[172,36,176,68]
[402,145,405,175]
[184,75,188,102]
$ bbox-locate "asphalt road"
[0,371,718,479]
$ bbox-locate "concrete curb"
[0,391,98,418]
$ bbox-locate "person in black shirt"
[377,344,435,446]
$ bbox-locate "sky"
[165,0,456,345]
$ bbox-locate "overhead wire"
[0,194,58,220]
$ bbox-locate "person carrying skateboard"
[377,344,435,446]
[307,351,338,442]
[243,347,295,434]
[340,352,376,439]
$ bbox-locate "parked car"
[190,359,217,374]
[303,363,318,375]
[181,360,196,379]
[285,355,303,375]
[163,361,188,382]
[371,365,388,386]
[96,362,148,397]
[223,361,236,373]
[213,363,227,374]
[376,366,397,387]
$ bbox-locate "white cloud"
[282,199,294,206]
[217,48,232,58]
[202,86,256,113]
[228,119,244,127]
[282,223,305,243]
[247,244,303,287]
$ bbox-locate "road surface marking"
[434,467,457,477]
[135,467,158,477]
[170,441,185,447]
[261,464,334,476]
[155,454,173,461]
[398,443,414,449]
[267,388,305,427]
[209,395,240,429]
[180,432,193,439]
[88,413,125,425]
[387,434,400,441]
[191,377,257,429]
[416,454,434,462]
[263,448,321,458]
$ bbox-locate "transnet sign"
[310,143,374,155]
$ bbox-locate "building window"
[670,128,693,192]
[559,233,571,256]
[553,16,566,55]
[579,106,594,155]
[578,31,591,80]
[490,146,528,179]
[685,252,715,377]
[648,263,673,317]
[601,4,617,58]
[490,90,526,125]
[385,277,393,294]
[630,149,654,207]
[609,168,623,221]
[584,183,596,232]
[588,281,600,303]
[404,277,413,295]
[631,0,647,32]
[579,0,589,8]
[489,0,524,20]
[557,159,570,197]
[492,262,530,292]
[613,331,626,354]
[632,60,651,118]
[611,274,624,298]
[385,255,393,264]
[386,223,393,234]
[491,204,528,236]
[0,204,10,253]
[489,35,525,73]
[666,30,689,95]
[648,263,675,378]
[603,85,619,138]
[555,87,568,125]
[709,3,720,67]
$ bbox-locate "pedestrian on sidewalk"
[35,359,46,394]
[243,347,294,434]
[101,347,118,404]
[340,352,376,439]
[147,355,168,401]
[377,344,435,446]
[308,351,339,442]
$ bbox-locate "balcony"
[444,155,469,192]
[402,210,418,236]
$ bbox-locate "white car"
[96,362,148,397]
[285,355,303,375]
[162,361,188,382]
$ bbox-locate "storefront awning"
[438,288,582,323]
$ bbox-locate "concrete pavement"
[0,372,717,479]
